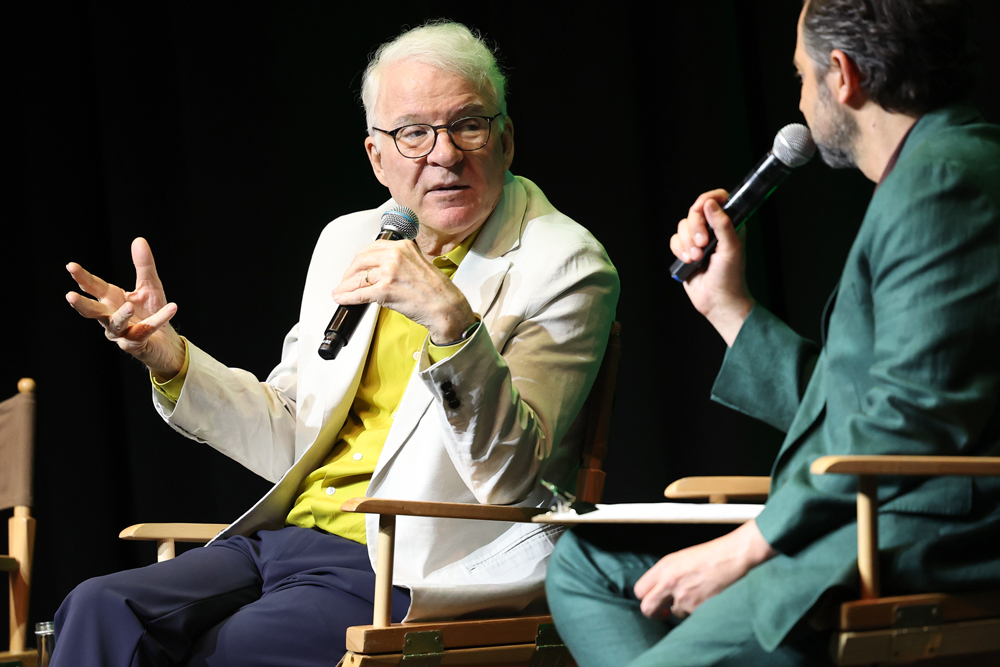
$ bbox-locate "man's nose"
[426,128,464,166]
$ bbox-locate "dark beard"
[814,82,859,169]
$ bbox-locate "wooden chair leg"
[857,475,880,600]
[156,538,176,562]
[8,506,36,654]
[373,514,396,628]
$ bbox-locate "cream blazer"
[153,173,619,621]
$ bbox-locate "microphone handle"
[670,153,792,282]
[317,228,405,360]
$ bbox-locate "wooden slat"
[663,476,770,501]
[118,523,228,542]
[346,615,553,653]
[812,455,1000,477]
[341,643,539,666]
[0,649,39,667]
[835,618,1000,665]
[340,498,544,523]
[0,555,17,572]
[841,592,1000,631]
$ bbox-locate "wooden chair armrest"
[340,498,545,522]
[663,476,771,503]
[119,523,230,542]
[120,523,229,561]
[811,455,1000,477]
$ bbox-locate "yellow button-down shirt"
[285,235,479,542]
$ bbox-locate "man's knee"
[57,572,129,623]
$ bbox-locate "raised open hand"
[66,237,186,379]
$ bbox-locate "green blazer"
[711,105,1000,650]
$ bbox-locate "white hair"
[361,20,507,133]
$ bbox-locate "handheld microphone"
[317,206,419,360]
[670,123,816,282]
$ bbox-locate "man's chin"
[817,143,857,170]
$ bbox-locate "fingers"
[703,199,739,259]
[672,189,729,263]
[66,262,114,301]
[104,302,134,338]
[65,290,110,320]
[127,302,178,340]
[637,578,675,618]
[131,237,165,291]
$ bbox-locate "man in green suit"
[546,1,1000,665]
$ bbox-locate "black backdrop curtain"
[3,0,999,632]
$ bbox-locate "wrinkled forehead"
[373,60,493,127]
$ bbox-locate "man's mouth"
[429,184,469,193]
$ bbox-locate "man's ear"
[500,116,515,171]
[365,135,389,187]
[828,49,866,109]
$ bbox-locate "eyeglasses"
[372,113,504,159]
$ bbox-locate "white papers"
[531,502,764,525]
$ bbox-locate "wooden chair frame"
[119,323,621,666]
[2,379,39,667]
[664,455,1000,666]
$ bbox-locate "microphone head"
[380,205,419,240]
[772,123,816,168]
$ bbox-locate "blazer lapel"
[370,174,525,487]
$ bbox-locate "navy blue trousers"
[52,526,411,667]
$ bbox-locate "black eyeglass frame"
[372,113,504,159]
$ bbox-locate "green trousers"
[545,530,831,667]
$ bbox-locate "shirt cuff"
[150,338,190,404]
[427,336,472,364]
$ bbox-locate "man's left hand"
[332,239,477,344]
[633,519,777,619]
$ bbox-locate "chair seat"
[340,643,537,666]
[342,615,568,666]
[835,591,1000,666]
[346,615,553,654]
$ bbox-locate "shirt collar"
[432,227,483,277]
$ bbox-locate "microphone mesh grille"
[380,205,419,240]
[772,123,816,168]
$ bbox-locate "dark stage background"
[4,0,1000,633]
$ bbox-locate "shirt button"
[325,487,336,496]
[412,350,420,360]
[353,452,363,461]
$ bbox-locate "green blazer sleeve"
[710,304,820,434]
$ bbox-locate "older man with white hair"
[56,20,618,667]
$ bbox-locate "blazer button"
[440,380,453,391]
[444,390,457,401]
[448,399,461,409]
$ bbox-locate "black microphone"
[317,206,419,360]
[670,123,816,282]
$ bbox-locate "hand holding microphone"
[670,124,815,346]
[670,124,816,281]
[318,206,419,360]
